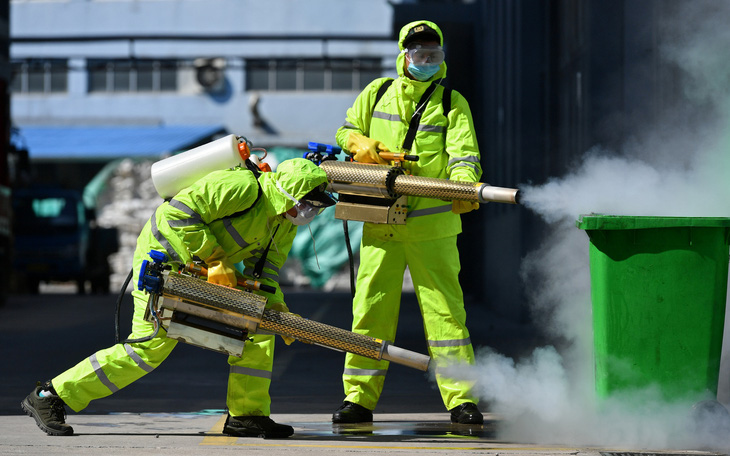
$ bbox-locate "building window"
[87,59,179,93]
[246,58,382,91]
[10,59,68,94]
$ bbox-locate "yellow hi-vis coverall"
[334,20,482,412]
[51,159,328,417]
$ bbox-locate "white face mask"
[285,206,317,226]
[277,181,322,226]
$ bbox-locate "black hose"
[343,220,356,299]
[123,297,161,344]
[114,268,134,344]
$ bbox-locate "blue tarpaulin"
[15,125,227,160]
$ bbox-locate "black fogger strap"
[253,223,280,279]
[402,83,438,152]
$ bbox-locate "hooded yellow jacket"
[335,20,481,242]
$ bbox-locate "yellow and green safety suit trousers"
[51,247,276,417]
[342,234,478,411]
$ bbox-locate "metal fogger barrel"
[319,160,520,224]
[145,270,430,371]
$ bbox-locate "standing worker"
[331,20,484,425]
[21,158,335,438]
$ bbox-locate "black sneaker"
[21,383,74,436]
[450,402,484,424]
[332,401,373,423]
[223,414,294,439]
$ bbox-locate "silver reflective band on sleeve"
[343,368,387,377]
[168,199,203,223]
[243,253,280,277]
[450,162,479,173]
[124,344,155,373]
[448,155,480,166]
[89,353,119,393]
[243,265,278,281]
[149,213,182,263]
[418,123,444,133]
[342,121,357,129]
[168,219,199,228]
[407,204,452,218]
[230,365,272,380]
[427,337,472,348]
[448,155,480,173]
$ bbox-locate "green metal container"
[576,215,730,401]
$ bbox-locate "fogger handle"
[183,264,277,294]
[379,151,419,162]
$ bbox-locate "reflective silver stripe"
[167,199,203,227]
[450,162,479,172]
[243,265,278,281]
[449,155,480,166]
[230,365,272,380]
[418,123,444,133]
[244,257,280,275]
[372,112,442,133]
[222,218,250,249]
[343,368,387,377]
[407,204,452,218]
[168,219,198,228]
[373,111,401,122]
[449,156,480,173]
[89,353,119,393]
[124,344,155,373]
[149,213,182,263]
[168,199,202,220]
[428,337,472,348]
[342,121,357,129]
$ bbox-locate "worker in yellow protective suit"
[22,158,335,438]
[332,20,484,425]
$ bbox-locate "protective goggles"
[405,44,445,66]
[294,200,324,217]
[276,181,326,217]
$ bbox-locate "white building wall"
[10,0,399,147]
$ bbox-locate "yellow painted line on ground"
[201,440,580,454]
[201,439,578,452]
[200,414,238,445]
[200,415,579,451]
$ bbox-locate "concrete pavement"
[2,292,728,455]
[4,411,705,456]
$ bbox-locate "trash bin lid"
[576,214,730,230]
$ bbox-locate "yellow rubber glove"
[268,302,297,345]
[347,132,389,164]
[207,260,237,287]
[205,248,237,288]
[452,200,480,214]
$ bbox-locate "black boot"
[332,401,373,423]
[450,402,484,424]
[21,382,74,436]
[223,414,294,439]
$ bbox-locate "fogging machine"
[137,250,430,371]
[305,142,521,224]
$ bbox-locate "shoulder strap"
[442,87,452,119]
[401,83,438,152]
[373,78,393,113]
[253,223,279,279]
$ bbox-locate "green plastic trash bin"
[576,215,730,402]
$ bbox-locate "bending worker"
[332,20,484,425]
[22,158,335,438]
